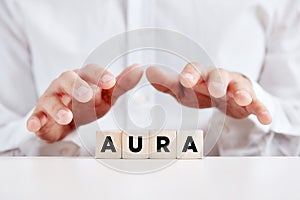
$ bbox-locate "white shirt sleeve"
[0,0,38,155]
[218,0,300,156]
[257,0,300,136]
[0,0,84,156]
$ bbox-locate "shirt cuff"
[15,109,89,156]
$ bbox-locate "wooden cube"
[176,130,203,159]
[95,130,122,159]
[149,130,176,159]
[122,130,149,159]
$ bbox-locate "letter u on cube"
[96,130,203,159]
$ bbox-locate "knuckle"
[73,68,80,73]
[240,73,251,85]
[50,104,63,114]
[209,67,228,80]
[185,62,199,70]
[49,77,60,88]
[230,80,239,87]
[38,94,50,106]
[58,71,78,90]
[38,134,56,143]
[59,70,75,79]
[40,97,62,114]
[215,67,226,75]
[83,63,103,72]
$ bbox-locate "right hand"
[146,63,272,125]
[27,64,143,142]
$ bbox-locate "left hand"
[146,62,272,125]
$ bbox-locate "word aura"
[96,130,203,159]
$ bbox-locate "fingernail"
[56,109,68,120]
[100,74,114,83]
[75,86,93,102]
[27,118,40,132]
[183,73,195,84]
[209,82,226,97]
[76,86,91,97]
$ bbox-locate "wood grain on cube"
[149,130,176,159]
[176,130,203,159]
[122,130,149,159]
[95,130,122,159]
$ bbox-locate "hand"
[146,62,272,125]
[27,64,143,142]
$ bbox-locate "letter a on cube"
[177,130,203,159]
[95,130,122,159]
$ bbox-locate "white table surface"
[0,157,299,200]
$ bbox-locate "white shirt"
[0,0,299,156]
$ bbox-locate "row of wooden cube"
[95,130,203,159]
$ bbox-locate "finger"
[246,100,272,125]
[113,64,143,98]
[61,94,72,106]
[79,64,116,89]
[179,62,204,88]
[207,68,230,98]
[27,112,47,132]
[36,119,74,143]
[40,95,73,125]
[228,76,253,106]
[101,64,143,105]
[146,66,181,98]
[50,71,93,103]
